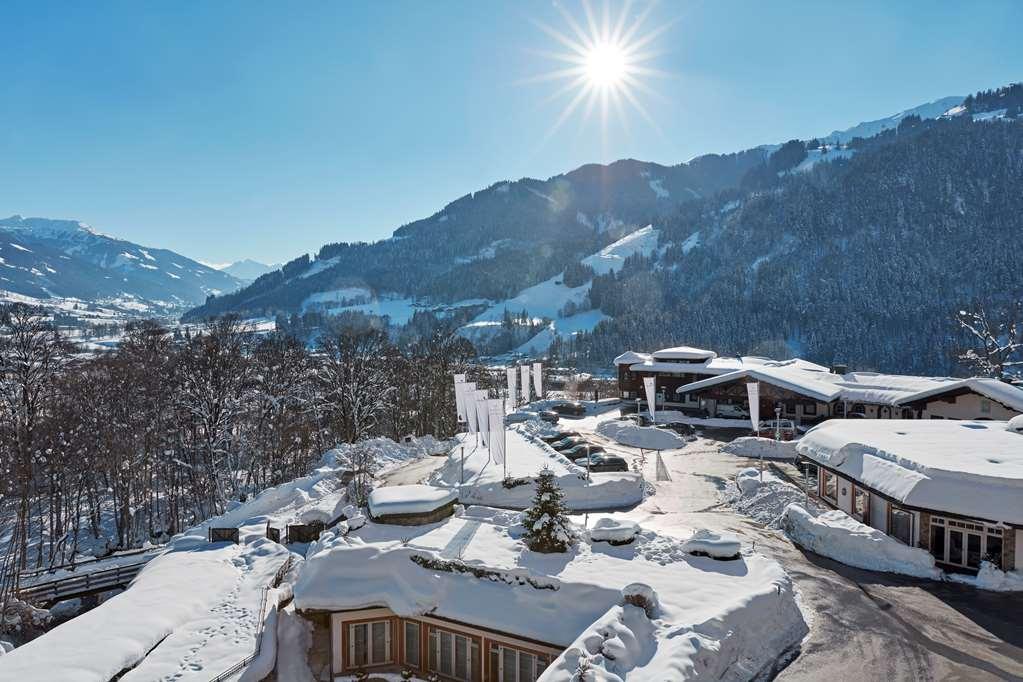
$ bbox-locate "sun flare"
[525,1,671,141]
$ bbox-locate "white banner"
[488,399,505,464]
[476,390,490,446]
[532,362,542,399]
[520,365,531,404]
[643,376,657,423]
[464,382,478,433]
[746,382,760,432]
[454,373,467,422]
[506,367,517,410]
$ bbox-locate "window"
[804,402,817,416]
[428,627,479,682]
[404,621,420,668]
[929,523,945,563]
[901,408,914,419]
[984,535,1003,569]
[981,399,992,414]
[492,645,550,682]
[890,506,913,545]
[349,620,392,668]
[822,470,838,503]
[853,487,868,521]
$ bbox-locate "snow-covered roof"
[613,350,651,365]
[650,346,717,361]
[368,484,458,518]
[896,377,1023,412]
[797,420,1023,524]
[675,359,962,406]
[293,506,805,677]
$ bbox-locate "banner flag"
[746,382,760,432]
[476,390,490,446]
[488,399,505,464]
[454,373,467,422]
[465,382,478,434]
[532,362,542,399]
[643,376,657,423]
[521,365,531,404]
[506,367,517,410]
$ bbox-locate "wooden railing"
[18,560,150,604]
[18,546,164,581]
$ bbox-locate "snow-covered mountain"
[0,215,243,314]
[821,95,963,144]
[219,259,278,283]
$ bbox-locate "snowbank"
[275,606,316,682]
[596,420,687,450]
[589,518,640,544]
[368,484,458,517]
[949,561,1023,592]
[682,529,741,560]
[723,436,798,460]
[781,504,941,579]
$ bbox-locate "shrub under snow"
[722,437,797,460]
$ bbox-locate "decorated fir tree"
[523,467,574,553]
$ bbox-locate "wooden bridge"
[16,548,164,606]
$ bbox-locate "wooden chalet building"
[797,419,1023,574]
[615,345,1023,426]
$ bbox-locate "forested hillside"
[565,112,1023,374]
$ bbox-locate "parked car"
[660,422,697,439]
[551,436,589,451]
[550,401,587,417]
[573,453,628,472]
[624,413,652,426]
[504,411,534,424]
[562,444,606,459]
[538,410,560,424]
[540,431,579,443]
[757,419,797,440]
[715,403,750,419]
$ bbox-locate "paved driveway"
[572,414,1023,681]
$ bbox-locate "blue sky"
[2,1,1021,265]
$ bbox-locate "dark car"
[551,436,589,451]
[538,410,560,424]
[573,453,628,472]
[660,422,697,439]
[550,401,587,417]
[562,444,605,459]
[540,431,579,443]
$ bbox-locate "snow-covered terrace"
[797,419,1023,524]
[293,506,807,679]
[895,377,1023,412]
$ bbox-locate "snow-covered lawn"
[781,504,942,580]
[294,505,807,681]
[430,428,644,511]
[596,419,688,450]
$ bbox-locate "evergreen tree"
[522,468,574,553]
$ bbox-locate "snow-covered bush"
[620,583,659,617]
[735,467,762,494]
[588,518,640,546]
[523,468,575,553]
[682,529,741,560]
[723,437,797,460]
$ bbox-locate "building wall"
[869,493,888,533]
[919,391,1020,421]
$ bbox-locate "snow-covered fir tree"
[523,467,574,553]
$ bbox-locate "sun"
[584,41,628,88]
[523,1,672,141]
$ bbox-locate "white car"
[715,403,750,419]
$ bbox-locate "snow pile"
[589,518,640,545]
[596,420,687,450]
[682,529,741,560]
[781,504,942,579]
[728,469,825,527]
[368,484,458,517]
[723,436,798,460]
[1007,414,1023,433]
[430,430,643,511]
[961,562,1023,592]
[275,606,315,682]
